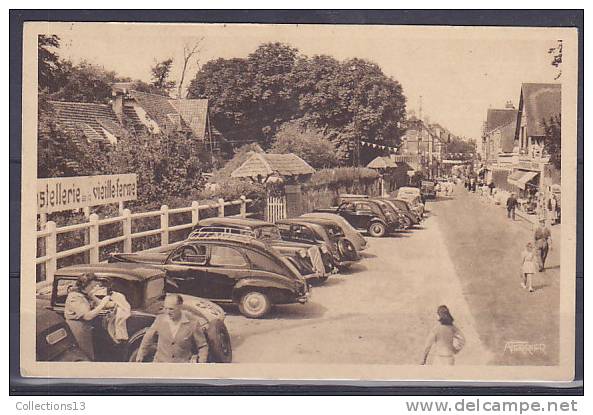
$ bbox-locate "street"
[224,184,560,366]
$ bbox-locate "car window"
[327,224,344,238]
[255,225,282,241]
[292,225,317,242]
[209,246,247,267]
[341,202,355,211]
[171,244,207,264]
[53,278,77,306]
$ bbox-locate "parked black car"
[194,217,334,280]
[36,263,232,362]
[315,199,401,237]
[381,198,423,225]
[36,302,90,362]
[110,235,311,318]
[299,212,368,253]
[276,218,360,270]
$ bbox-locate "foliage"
[542,115,561,169]
[38,34,61,92]
[199,178,266,213]
[150,58,176,96]
[445,138,476,158]
[104,130,211,208]
[269,121,339,169]
[306,167,380,190]
[188,43,300,147]
[188,43,407,163]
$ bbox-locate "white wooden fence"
[265,196,287,223]
[36,196,252,282]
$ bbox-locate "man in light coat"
[136,294,209,363]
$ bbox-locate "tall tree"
[177,38,204,99]
[542,115,561,169]
[150,58,176,96]
[38,34,61,92]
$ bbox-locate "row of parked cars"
[36,189,425,363]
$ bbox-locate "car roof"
[187,233,269,251]
[276,218,325,228]
[55,262,163,281]
[198,217,273,228]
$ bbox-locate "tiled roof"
[520,83,561,137]
[168,99,209,139]
[128,90,190,133]
[486,108,518,134]
[499,121,517,153]
[231,153,315,178]
[49,101,123,143]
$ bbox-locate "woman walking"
[421,305,465,365]
[520,242,537,292]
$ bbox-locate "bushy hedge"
[305,167,380,190]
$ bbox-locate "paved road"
[224,200,491,365]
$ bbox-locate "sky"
[38,22,567,140]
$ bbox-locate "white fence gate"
[266,196,287,223]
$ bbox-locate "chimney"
[505,100,515,109]
[111,82,134,122]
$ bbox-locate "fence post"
[123,209,132,253]
[89,213,99,263]
[218,198,225,217]
[240,196,247,218]
[160,205,169,246]
[191,201,200,226]
[46,221,57,282]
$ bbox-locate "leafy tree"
[38,35,61,92]
[105,131,211,207]
[50,60,122,104]
[188,43,301,147]
[270,120,339,169]
[187,44,407,164]
[542,115,561,169]
[446,137,475,159]
[150,58,176,96]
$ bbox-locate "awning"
[508,170,539,189]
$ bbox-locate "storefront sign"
[37,174,138,214]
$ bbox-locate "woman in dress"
[421,305,465,366]
[520,242,537,292]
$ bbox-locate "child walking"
[521,242,537,292]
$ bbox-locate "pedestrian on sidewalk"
[520,242,537,292]
[421,305,465,366]
[506,193,518,220]
[534,219,552,272]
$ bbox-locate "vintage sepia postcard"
[19,20,579,383]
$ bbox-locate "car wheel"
[205,320,233,363]
[337,239,357,260]
[402,216,412,229]
[368,222,386,237]
[238,291,272,319]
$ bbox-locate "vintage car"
[36,301,90,362]
[395,188,425,217]
[420,180,437,200]
[367,198,411,230]
[380,198,422,225]
[193,217,333,280]
[299,212,368,253]
[36,263,232,362]
[109,235,311,318]
[275,218,360,271]
[314,199,401,237]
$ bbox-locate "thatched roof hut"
[231,153,315,181]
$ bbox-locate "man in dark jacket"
[506,193,518,220]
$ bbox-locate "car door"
[163,243,209,297]
[204,245,250,301]
[338,202,362,229]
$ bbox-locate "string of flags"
[360,140,399,153]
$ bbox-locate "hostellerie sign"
[37,174,138,214]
